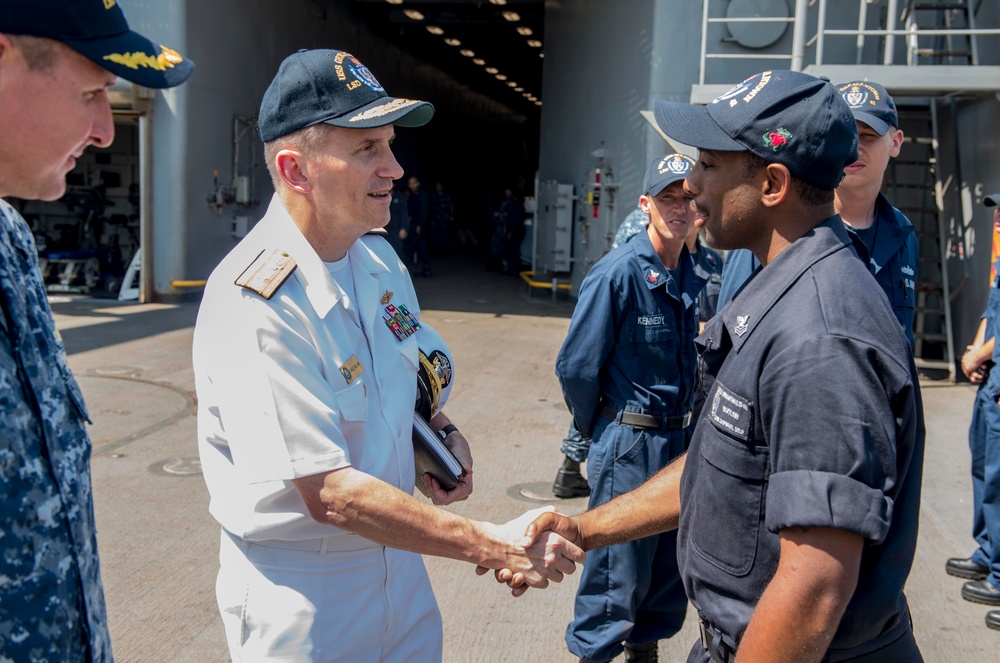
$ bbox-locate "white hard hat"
[415,322,454,419]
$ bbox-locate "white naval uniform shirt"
[193,194,421,544]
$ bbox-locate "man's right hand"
[476,508,583,597]
[473,506,584,595]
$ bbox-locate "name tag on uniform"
[709,382,752,441]
[339,355,365,384]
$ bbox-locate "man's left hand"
[423,429,474,505]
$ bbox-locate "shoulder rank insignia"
[235,248,297,299]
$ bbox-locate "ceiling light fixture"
[514,86,524,92]
[527,39,542,48]
[425,25,444,35]
[501,11,520,22]
[459,49,475,57]
[472,58,486,65]
[444,37,461,46]
[485,66,499,74]
[507,81,517,88]
[516,27,533,36]
[488,0,507,4]
[495,74,508,80]
[539,52,545,58]
[522,92,531,98]
[386,0,403,4]
[403,9,424,21]
[535,101,542,106]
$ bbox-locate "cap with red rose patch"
[652,70,858,190]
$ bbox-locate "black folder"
[412,413,466,495]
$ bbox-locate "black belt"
[699,620,918,663]
[600,405,692,430]
[699,621,736,663]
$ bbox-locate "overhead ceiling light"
[501,11,520,22]
[485,66,499,74]
[460,49,476,58]
[516,27,533,36]
[527,40,543,48]
[425,25,444,35]
[514,86,524,92]
[535,101,542,106]
[472,58,486,65]
[495,74,508,81]
[488,0,507,4]
[444,37,461,46]
[507,81,517,87]
[539,52,545,58]
[522,92,531,98]
[403,9,424,20]
[386,0,403,4]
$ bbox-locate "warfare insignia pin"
[380,290,393,305]
[647,269,660,284]
[734,315,750,337]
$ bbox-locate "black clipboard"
[412,412,466,496]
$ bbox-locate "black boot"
[553,457,590,498]
[624,641,658,663]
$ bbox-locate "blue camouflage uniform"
[683,218,923,662]
[556,229,705,662]
[967,266,1000,594]
[718,194,917,347]
[0,200,112,662]
[611,205,649,250]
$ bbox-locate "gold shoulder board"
[234,248,297,299]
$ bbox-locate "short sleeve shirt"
[194,195,422,544]
[679,218,923,659]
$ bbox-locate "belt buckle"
[699,620,710,648]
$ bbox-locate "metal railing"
[698,0,1000,83]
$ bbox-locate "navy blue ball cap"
[837,80,898,135]
[653,70,858,190]
[0,0,194,89]
[642,153,695,196]
[258,49,435,143]
[985,193,1000,207]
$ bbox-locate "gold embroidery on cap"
[103,45,184,72]
[349,98,421,122]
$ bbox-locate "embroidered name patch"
[709,382,752,441]
[637,315,665,326]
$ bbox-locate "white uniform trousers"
[217,529,443,662]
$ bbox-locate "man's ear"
[889,127,904,158]
[761,162,792,208]
[639,194,652,216]
[275,150,312,194]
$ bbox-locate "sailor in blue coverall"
[556,154,705,663]
[950,195,1000,624]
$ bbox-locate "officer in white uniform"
[193,48,584,662]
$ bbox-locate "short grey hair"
[6,34,61,72]
[262,123,331,190]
